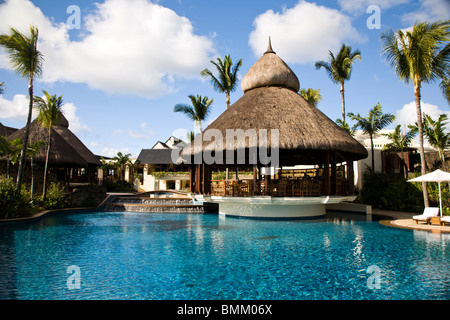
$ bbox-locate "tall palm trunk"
[226,90,230,109]
[370,134,375,171]
[340,82,345,123]
[42,129,51,200]
[414,78,430,207]
[16,75,33,190]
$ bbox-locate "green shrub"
[43,182,67,209]
[0,178,34,219]
[103,179,134,191]
[359,170,424,213]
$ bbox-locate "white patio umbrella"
[408,169,450,217]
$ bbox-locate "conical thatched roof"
[186,41,367,165]
[0,122,18,137]
[241,38,300,93]
[7,115,100,166]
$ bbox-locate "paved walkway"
[373,209,450,233]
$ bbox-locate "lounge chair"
[440,216,450,226]
[412,207,439,224]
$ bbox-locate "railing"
[210,178,348,197]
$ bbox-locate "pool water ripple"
[0,211,449,300]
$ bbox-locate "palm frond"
[0,26,43,79]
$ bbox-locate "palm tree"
[0,26,44,190]
[174,95,213,133]
[421,113,449,170]
[34,90,64,200]
[315,44,361,122]
[187,131,196,142]
[0,136,17,179]
[382,124,417,178]
[440,72,450,105]
[112,152,132,183]
[348,103,396,171]
[0,82,4,94]
[201,55,242,109]
[335,119,355,136]
[300,88,323,107]
[380,19,450,206]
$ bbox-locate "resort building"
[1,115,101,191]
[136,136,189,192]
[353,129,419,184]
[183,40,368,219]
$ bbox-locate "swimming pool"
[0,211,449,300]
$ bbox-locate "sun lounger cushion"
[413,207,439,220]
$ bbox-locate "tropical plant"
[335,119,355,136]
[382,124,417,178]
[43,182,67,209]
[380,19,450,206]
[440,71,450,105]
[33,90,64,200]
[174,94,213,133]
[201,54,242,109]
[348,102,396,171]
[26,140,46,199]
[410,113,450,170]
[0,177,34,219]
[0,136,18,179]
[187,130,196,142]
[300,88,323,107]
[315,44,361,122]
[0,26,44,190]
[112,151,132,182]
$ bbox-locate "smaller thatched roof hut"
[7,115,100,166]
[0,122,18,137]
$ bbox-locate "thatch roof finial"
[241,37,300,93]
[265,36,275,54]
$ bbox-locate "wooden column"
[195,163,202,194]
[322,151,330,196]
[253,164,257,196]
[189,163,195,193]
[202,163,211,195]
[347,160,354,195]
[330,152,337,195]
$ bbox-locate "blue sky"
[0,0,449,158]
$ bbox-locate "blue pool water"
[0,211,449,300]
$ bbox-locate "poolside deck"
[374,209,450,233]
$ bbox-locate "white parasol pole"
[439,181,443,217]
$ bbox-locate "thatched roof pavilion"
[187,40,367,219]
[7,115,100,166]
[188,40,367,165]
[4,115,101,189]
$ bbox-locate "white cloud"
[0,0,215,98]
[338,0,409,15]
[60,102,90,134]
[402,0,450,25]
[0,93,89,134]
[248,1,366,64]
[110,129,123,137]
[101,146,130,157]
[128,122,155,139]
[0,94,29,120]
[396,101,450,129]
